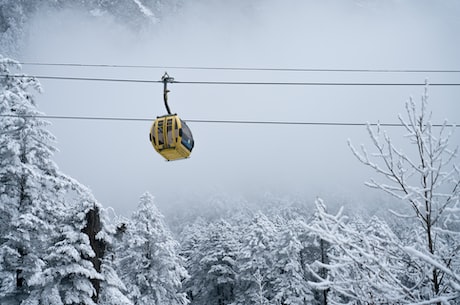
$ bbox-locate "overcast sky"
[18,0,460,216]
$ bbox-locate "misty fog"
[15,0,460,217]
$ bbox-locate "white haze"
[19,0,460,216]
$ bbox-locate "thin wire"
[174,80,460,87]
[17,62,460,73]
[0,114,456,128]
[2,74,460,86]
[0,75,161,84]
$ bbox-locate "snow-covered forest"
[1,1,460,304]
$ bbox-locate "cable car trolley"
[149,73,194,161]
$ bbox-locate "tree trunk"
[81,206,106,303]
[320,239,329,305]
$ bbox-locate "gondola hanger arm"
[161,72,174,114]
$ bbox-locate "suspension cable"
[16,62,460,74]
[0,114,456,128]
[2,74,460,86]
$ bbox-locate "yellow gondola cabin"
[149,114,194,161]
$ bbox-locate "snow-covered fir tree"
[271,221,314,305]
[0,55,131,305]
[182,219,238,305]
[97,202,133,305]
[23,188,103,305]
[179,217,208,302]
[299,201,330,305]
[0,55,61,304]
[25,172,132,305]
[116,192,187,305]
[179,217,208,267]
[232,212,277,305]
[0,0,178,56]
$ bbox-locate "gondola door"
[165,117,175,148]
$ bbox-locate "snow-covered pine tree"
[96,200,133,305]
[271,221,313,305]
[179,216,208,269]
[0,55,63,304]
[183,219,238,305]
[179,217,208,303]
[116,192,187,305]
[0,1,31,56]
[232,212,277,305]
[24,186,104,305]
[299,201,330,305]
[23,179,133,305]
[349,86,460,303]
[0,0,178,56]
[1,56,131,305]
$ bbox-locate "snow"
[1,18,460,303]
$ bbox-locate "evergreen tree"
[232,212,277,305]
[179,217,208,268]
[0,55,61,304]
[183,219,238,305]
[271,222,313,305]
[1,56,131,304]
[23,189,103,305]
[0,0,31,55]
[97,202,133,305]
[0,0,178,55]
[21,175,132,305]
[300,202,329,305]
[179,217,208,303]
[117,192,187,305]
